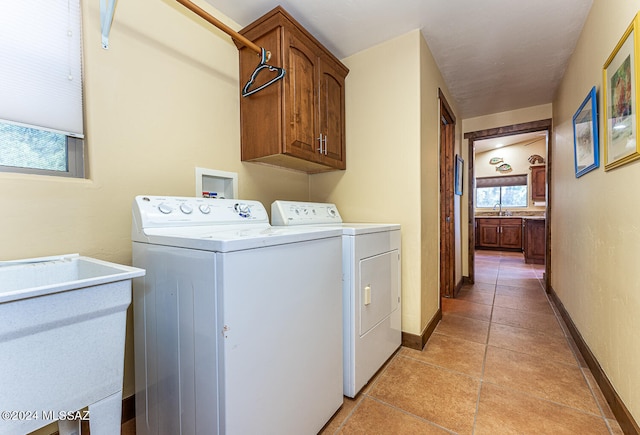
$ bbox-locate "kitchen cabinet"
[524,218,545,264]
[476,218,523,251]
[237,6,349,173]
[531,165,546,201]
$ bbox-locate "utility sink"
[0,254,145,435]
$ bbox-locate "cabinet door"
[525,220,546,263]
[284,32,320,161]
[531,166,546,201]
[500,219,523,249]
[477,219,500,248]
[238,26,283,162]
[318,57,346,169]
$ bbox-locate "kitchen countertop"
[475,215,545,220]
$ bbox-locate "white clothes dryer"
[132,196,343,435]
[271,200,401,398]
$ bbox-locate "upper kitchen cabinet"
[236,7,349,173]
[530,165,546,201]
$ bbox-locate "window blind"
[0,1,84,138]
[476,174,527,188]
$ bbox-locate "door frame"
[439,89,457,298]
[464,119,552,291]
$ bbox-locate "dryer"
[271,200,401,397]
[132,196,343,434]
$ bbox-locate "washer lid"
[138,224,342,252]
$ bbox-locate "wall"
[461,104,552,276]
[552,0,640,423]
[475,138,547,212]
[0,0,309,407]
[419,37,462,331]
[310,30,458,337]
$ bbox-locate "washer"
[131,196,343,435]
[271,200,401,398]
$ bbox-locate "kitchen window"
[476,175,528,208]
[0,1,85,178]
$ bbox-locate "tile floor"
[319,250,624,435]
[117,250,623,434]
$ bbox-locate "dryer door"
[359,250,400,337]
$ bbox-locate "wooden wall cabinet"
[476,218,523,251]
[524,218,545,264]
[531,165,546,201]
[237,7,349,173]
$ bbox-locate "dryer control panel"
[271,200,342,226]
[133,196,269,229]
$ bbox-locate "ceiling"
[203,0,593,118]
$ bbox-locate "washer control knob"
[199,204,211,214]
[180,203,193,214]
[234,203,251,218]
[158,203,173,214]
[327,208,337,217]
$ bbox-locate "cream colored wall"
[310,30,457,337]
[1,0,309,408]
[310,30,423,335]
[475,138,547,212]
[419,37,462,331]
[552,0,640,423]
[460,104,552,276]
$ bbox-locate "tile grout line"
[331,349,402,434]
[479,252,617,432]
[471,255,499,435]
[364,395,459,435]
[535,273,613,430]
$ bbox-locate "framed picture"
[572,86,600,177]
[603,13,640,171]
[454,154,463,195]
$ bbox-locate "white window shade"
[0,1,84,138]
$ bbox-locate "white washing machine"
[271,200,401,398]
[131,196,343,435]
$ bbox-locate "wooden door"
[284,31,320,161]
[318,57,346,169]
[439,90,456,298]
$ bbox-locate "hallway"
[321,250,623,434]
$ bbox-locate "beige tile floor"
[320,250,624,435]
[117,251,623,434]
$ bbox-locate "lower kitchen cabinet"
[476,218,523,251]
[524,218,546,264]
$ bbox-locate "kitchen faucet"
[493,202,502,216]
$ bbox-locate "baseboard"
[548,286,640,435]
[401,307,442,350]
[51,394,135,434]
[462,276,472,285]
[121,394,135,423]
[454,278,464,296]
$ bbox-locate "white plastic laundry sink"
[0,254,145,435]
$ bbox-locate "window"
[0,1,85,178]
[476,175,528,208]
